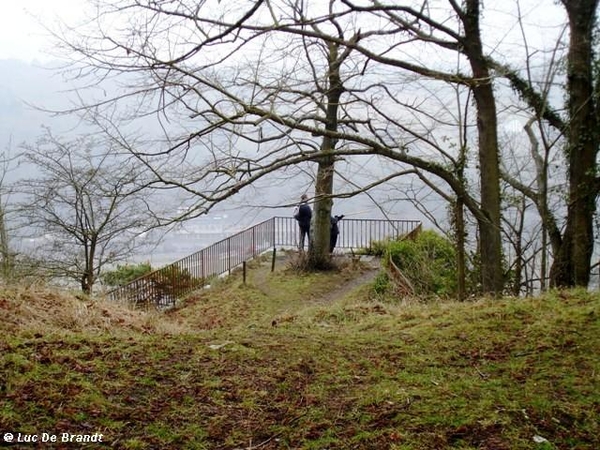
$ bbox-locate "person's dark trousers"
[330,233,338,253]
[299,226,310,250]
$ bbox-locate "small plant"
[372,271,390,295]
[286,252,312,273]
[148,265,200,299]
[286,251,337,272]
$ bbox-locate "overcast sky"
[2,0,566,62]
[0,0,83,62]
[0,0,572,237]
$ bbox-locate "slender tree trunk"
[0,202,13,279]
[81,238,97,295]
[455,197,466,300]
[550,0,599,287]
[524,118,557,290]
[463,0,504,295]
[540,229,548,291]
[512,197,526,296]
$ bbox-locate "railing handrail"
[107,215,421,307]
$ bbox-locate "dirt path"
[313,255,380,304]
[252,251,381,306]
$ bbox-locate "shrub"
[286,251,338,272]
[102,262,153,287]
[111,263,202,309]
[147,265,201,307]
[386,230,457,297]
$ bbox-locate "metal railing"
[107,216,421,308]
[273,216,422,249]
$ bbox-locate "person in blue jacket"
[294,194,312,251]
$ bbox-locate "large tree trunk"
[310,152,335,268]
[463,0,504,295]
[550,0,599,287]
[309,42,344,269]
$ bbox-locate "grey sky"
[1,1,566,62]
[0,0,82,61]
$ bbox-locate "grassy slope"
[1,256,599,449]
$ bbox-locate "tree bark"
[0,201,13,279]
[81,238,97,295]
[550,0,599,287]
[454,197,466,300]
[463,0,504,294]
[310,152,335,268]
[309,42,344,269]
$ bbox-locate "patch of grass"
[1,264,599,449]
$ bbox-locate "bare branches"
[17,129,158,294]
[46,0,588,292]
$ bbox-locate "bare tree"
[56,2,483,288]
[18,129,156,294]
[55,0,592,296]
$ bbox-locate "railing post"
[228,238,231,275]
[201,249,205,281]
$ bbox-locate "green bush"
[102,262,153,287]
[107,263,202,309]
[372,271,391,295]
[386,230,457,297]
